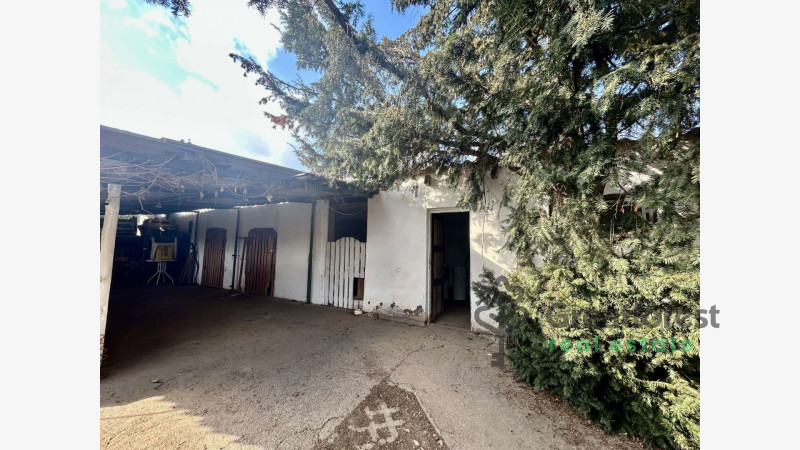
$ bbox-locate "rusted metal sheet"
[201,227,227,288]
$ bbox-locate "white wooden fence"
[324,237,366,309]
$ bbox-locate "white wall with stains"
[194,209,239,290]
[167,172,518,334]
[309,199,331,306]
[363,172,518,333]
[171,203,313,302]
[236,203,312,302]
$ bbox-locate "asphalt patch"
[316,382,449,450]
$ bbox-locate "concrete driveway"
[100,286,642,449]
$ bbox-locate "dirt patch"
[499,368,646,449]
[316,382,448,450]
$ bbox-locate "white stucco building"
[102,126,517,334]
[166,174,516,334]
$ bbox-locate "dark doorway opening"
[430,212,470,329]
[328,199,368,242]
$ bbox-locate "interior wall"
[167,212,200,283]
[363,171,518,333]
[439,212,470,302]
[168,212,196,236]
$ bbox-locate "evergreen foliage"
[153,0,700,447]
[144,0,191,17]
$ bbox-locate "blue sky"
[100,0,426,170]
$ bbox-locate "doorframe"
[426,207,470,325]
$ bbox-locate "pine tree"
[152,1,700,447]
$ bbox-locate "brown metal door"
[244,228,277,296]
[430,215,445,322]
[201,228,226,288]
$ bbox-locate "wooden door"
[244,228,277,296]
[430,215,445,322]
[201,228,226,287]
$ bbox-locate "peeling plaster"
[403,306,424,316]
[362,172,517,333]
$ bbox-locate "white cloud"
[122,9,176,36]
[101,0,300,168]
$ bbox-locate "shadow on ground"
[101,285,644,449]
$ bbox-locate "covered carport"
[99,125,370,365]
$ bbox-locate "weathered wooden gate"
[244,228,277,296]
[201,227,226,288]
[324,237,366,309]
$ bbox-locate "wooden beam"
[100,183,121,365]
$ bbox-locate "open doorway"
[430,212,470,329]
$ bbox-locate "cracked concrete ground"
[101,286,643,449]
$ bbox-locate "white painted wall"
[363,172,518,333]
[195,209,239,289]
[237,203,312,302]
[165,164,662,334]
[167,172,518,334]
[171,203,313,302]
[309,199,330,305]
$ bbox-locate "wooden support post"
[306,202,315,303]
[100,183,121,364]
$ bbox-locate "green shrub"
[475,269,700,449]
